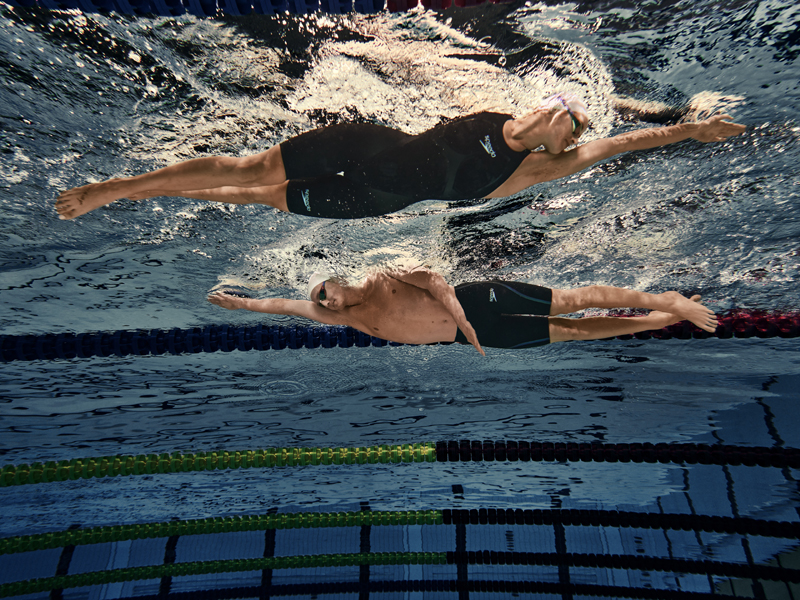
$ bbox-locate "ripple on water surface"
[1,2,800,540]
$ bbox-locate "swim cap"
[541,92,589,123]
[307,271,333,299]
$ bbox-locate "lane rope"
[3,440,798,488]
[2,549,799,597]
[2,310,797,362]
[2,508,797,556]
[1,0,507,17]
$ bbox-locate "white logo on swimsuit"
[480,135,496,158]
[301,189,310,211]
[489,288,497,302]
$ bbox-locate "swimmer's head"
[308,271,332,301]
[308,271,350,310]
[541,92,589,138]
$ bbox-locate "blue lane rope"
[0,0,508,16]
[1,324,396,362]
[1,311,798,362]
[3,0,385,15]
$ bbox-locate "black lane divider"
[443,551,800,582]
[441,508,800,539]
[2,310,798,362]
[435,440,800,469]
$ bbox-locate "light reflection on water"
[1,339,796,459]
[0,0,799,540]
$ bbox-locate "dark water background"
[0,0,799,539]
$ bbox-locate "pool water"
[1,0,799,597]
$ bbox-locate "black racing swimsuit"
[454,281,552,349]
[281,112,527,219]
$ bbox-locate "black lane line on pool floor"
[50,523,81,600]
[452,484,469,600]
[360,501,371,600]
[158,534,179,598]
[554,522,573,600]
[260,506,278,600]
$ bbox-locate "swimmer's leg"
[56,146,287,220]
[281,123,411,179]
[548,305,689,343]
[550,286,717,333]
[130,174,416,218]
[284,177,415,219]
[123,174,417,218]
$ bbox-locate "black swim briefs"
[281,112,528,219]
[454,281,552,349]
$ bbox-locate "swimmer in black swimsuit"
[452,281,553,349]
[280,112,527,218]
[56,94,746,221]
[207,266,720,355]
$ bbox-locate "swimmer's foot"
[56,180,128,220]
[662,292,718,333]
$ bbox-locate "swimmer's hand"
[208,291,246,310]
[459,319,485,357]
[691,113,746,143]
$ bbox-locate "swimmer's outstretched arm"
[493,114,746,196]
[386,267,485,356]
[207,292,346,326]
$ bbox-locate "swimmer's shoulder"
[435,111,514,128]
[461,110,515,122]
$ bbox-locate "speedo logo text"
[480,135,496,158]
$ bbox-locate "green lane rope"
[3,550,799,597]
[0,443,437,488]
[0,552,447,598]
[3,510,799,596]
[3,508,798,557]
[5,440,799,489]
[0,510,443,555]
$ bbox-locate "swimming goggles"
[556,95,583,136]
[318,281,327,304]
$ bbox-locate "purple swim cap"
[541,92,589,124]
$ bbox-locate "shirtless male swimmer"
[207,267,718,355]
[56,94,746,221]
